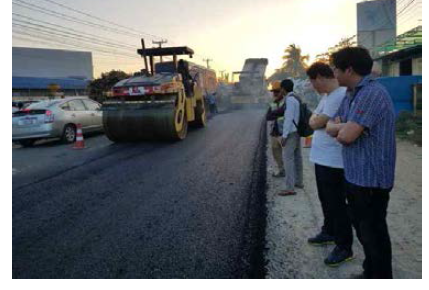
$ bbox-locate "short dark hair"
[306,62,335,79]
[280,79,294,92]
[330,46,373,76]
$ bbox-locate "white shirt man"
[306,62,354,268]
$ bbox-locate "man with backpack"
[279,79,304,196]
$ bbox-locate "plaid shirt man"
[334,75,396,189]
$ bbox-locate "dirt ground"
[264,131,422,279]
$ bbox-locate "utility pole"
[152,39,167,48]
[219,70,225,80]
[152,39,168,62]
[203,58,213,69]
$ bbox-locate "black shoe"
[324,246,354,267]
[307,232,335,246]
[295,183,304,189]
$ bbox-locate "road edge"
[241,117,268,278]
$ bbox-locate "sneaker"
[307,232,335,246]
[272,170,285,178]
[324,246,354,267]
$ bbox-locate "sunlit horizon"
[12,0,422,78]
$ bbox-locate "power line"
[12,23,139,58]
[398,3,421,21]
[397,0,416,16]
[12,0,213,66]
[358,0,420,48]
[12,28,141,59]
[398,9,421,25]
[12,0,212,70]
[13,0,145,39]
[39,0,165,40]
[12,13,138,50]
[12,19,138,53]
[13,28,176,66]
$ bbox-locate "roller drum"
[103,102,188,142]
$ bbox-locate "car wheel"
[62,124,76,143]
[18,139,36,147]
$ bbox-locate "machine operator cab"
[137,45,196,98]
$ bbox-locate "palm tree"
[281,44,309,78]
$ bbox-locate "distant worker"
[178,59,194,97]
[279,79,304,196]
[207,92,218,114]
[266,81,285,177]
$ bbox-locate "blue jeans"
[282,132,303,191]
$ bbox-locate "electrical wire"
[13,13,138,50]
[13,0,146,39]
[39,0,164,40]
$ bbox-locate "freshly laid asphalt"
[12,109,267,278]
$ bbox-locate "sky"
[12,0,422,78]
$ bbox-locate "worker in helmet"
[266,80,286,177]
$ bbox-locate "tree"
[315,35,357,63]
[223,72,230,83]
[281,44,309,79]
[47,83,61,99]
[88,70,130,98]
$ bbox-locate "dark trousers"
[315,164,353,251]
[209,103,218,114]
[346,181,392,279]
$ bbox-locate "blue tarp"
[12,76,89,90]
[377,75,422,116]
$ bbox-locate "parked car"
[12,97,103,147]
[12,100,40,110]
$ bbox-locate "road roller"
[102,40,217,142]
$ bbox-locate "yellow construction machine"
[102,40,216,142]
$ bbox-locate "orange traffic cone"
[73,123,85,149]
[303,135,312,148]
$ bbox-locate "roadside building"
[12,47,93,101]
[374,25,422,77]
[372,26,422,116]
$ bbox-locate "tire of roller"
[103,96,187,142]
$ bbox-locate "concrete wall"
[13,47,93,80]
[381,57,422,77]
[412,58,422,75]
[384,61,400,77]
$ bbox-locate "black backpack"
[291,95,314,137]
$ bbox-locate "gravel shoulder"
[264,128,422,279]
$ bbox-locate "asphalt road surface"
[13,109,267,278]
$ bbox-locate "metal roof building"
[12,47,93,100]
[374,26,422,77]
[12,77,89,90]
